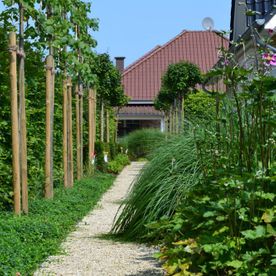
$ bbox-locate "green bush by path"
[112,131,202,240]
[0,173,115,275]
[107,153,130,174]
[120,128,165,160]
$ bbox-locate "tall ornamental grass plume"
[119,128,165,160]
[112,130,203,240]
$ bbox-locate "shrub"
[94,142,106,171]
[112,131,202,240]
[120,128,165,160]
[107,154,130,174]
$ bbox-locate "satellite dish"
[202,17,215,31]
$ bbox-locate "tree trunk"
[63,78,68,187]
[45,55,54,199]
[178,97,182,133]
[100,100,104,142]
[79,84,83,178]
[67,78,74,187]
[106,109,110,143]
[18,3,28,214]
[75,85,81,180]
[9,32,21,215]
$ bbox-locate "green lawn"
[0,173,115,275]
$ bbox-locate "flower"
[262,53,276,66]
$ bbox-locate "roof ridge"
[123,45,162,72]
[123,29,188,76]
[123,30,229,76]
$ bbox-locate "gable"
[122,30,229,101]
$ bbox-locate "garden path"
[35,162,163,276]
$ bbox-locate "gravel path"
[35,162,164,276]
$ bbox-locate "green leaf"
[242,225,266,240]
[203,211,217,218]
[226,260,243,269]
[261,209,274,224]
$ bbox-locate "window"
[246,0,274,26]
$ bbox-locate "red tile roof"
[122,30,228,101]
[119,105,163,117]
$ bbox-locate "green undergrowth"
[0,172,115,275]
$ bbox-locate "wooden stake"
[75,85,81,180]
[92,89,96,157]
[88,88,93,162]
[106,109,110,143]
[79,85,83,179]
[9,32,21,215]
[100,100,104,142]
[67,78,73,187]
[45,55,54,199]
[18,3,28,214]
[88,88,97,167]
[63,78,68,187]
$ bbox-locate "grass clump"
[0,173,115,275]
[120,128,165,160]
[112,130,202,240]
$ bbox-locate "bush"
[112,131,202,240]
[107,154,130,174]
[120,128,165,160]
[0,173,115,275]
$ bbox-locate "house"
[230,0,276,65]
[115,30,229,136]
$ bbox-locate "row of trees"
[0,0,127,215]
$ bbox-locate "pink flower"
[262,53,276,66]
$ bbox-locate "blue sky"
[91,0,232,66]
[0,1,232,67]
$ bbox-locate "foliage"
[113,36,276,274]
[147,165,276,275]
[0,172,115,275]
[0,0,125,209]
[161,62,201,98]
[94,53,128,108]
[107,154,130,174]
[155,61,202,131]
[112,131,202,240]
[143,43,276,275]
[184,90,217,123]
[119,128,165,160]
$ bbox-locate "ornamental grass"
[112,129,203,240]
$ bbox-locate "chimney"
[115,57,125,73]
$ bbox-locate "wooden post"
[75,85,81,180]
[100,100,104,142]
[79,85,83,179]
[88,88,97,167]
[9,32,21,215]
[92,89,97,157]
[45,55,54,199]
[18,3,28,214]
[63,78,68,187]
[106,109,110,143]
[67,78,74,187]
